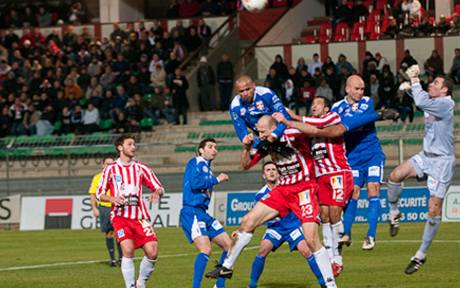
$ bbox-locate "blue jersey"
[255,185,301,229]
[331,96,383,164]
[230,86,291,142]
[182,156,219,210]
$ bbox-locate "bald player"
[331,75,385,250]
[229,75,291,149]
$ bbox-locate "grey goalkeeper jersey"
[409,83,455,157]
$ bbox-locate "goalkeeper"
[387,66,455,274]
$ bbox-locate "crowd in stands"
[325,0,460,42]
[167,0,238,18]
[0,17,217,138]
[264,48,459,123]
[0,1,86,29]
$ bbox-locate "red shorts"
[112,217,157,248]
[317,171,354,207]
[260,180,320,224]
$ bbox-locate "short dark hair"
[114,134,136,153]
[102,155,115,162]
[262,161,276,172]
[438,75,454,96]
[197,138,216,156]
[313,95,332,109]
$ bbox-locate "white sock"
[222,231,253,269]
[313,247,337,288]
[137,256,157,287]
[321,223,334,261]
[331,221,344,265]
[121,257,135,288]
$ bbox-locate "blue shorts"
[350,152,385,187]
[262,225,304,252]
[179,206,225,243]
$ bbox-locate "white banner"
[20,194,183,231]
[0,195,21,224]
[442,186,460,222]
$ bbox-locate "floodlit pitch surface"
[0,223,459,287]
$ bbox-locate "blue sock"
[343,198,358,236]
[307,255,325,286]
[367,196,381,238]
[249,255,266,288]
[193,253,209,288]
[215,250,228,288]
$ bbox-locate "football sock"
[193,253,209,288]
[417,215,441,258]
[387,181,402,218]
[321,223,334,260]
[137,256,157,286]
[313,247,336,287]
[249,255,266,288]
[331,221,344,265]
[215,250,228,288]
[223,231,253,269]
[121,256,135,288]
[367,196,381,238]
[116,241,123,260]
[307,254,325,286]
[106,237,115,261]
[343,198,357,236]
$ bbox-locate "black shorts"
[98,206,114,233]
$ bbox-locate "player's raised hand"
[399,81,411,92]
[406,65,420,81]
[217,173,229,183]
[272,112,288,125]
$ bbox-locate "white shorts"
[410,152,455,198]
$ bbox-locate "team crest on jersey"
[330,175,343,189]
[338,107,343,114]
[298,190,310,206]
[351,103,359,112]
[116,175,122,182]
[256,101,264,110]
[240,108,246,116]
[117,229,125,238]
[202,166,209,173]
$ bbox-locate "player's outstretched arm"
[241,134,259,170]
[230,107,249,142]
[410,83,452,118]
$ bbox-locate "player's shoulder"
[188,156,207,168]
[332,99,346,110]
[134,160,152,170]
[255,86,274,97]
[230,95,242,110]
[255,185,270,198]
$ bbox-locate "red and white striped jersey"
[96,159,162,221]
[250,128,315,186]
[303,112,351,177]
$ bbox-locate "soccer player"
[179,138,232,288]
[230,75,291,148]
[283,96,354,275]
[331,75,386,250]
[206,115,337,288]
[96,134,165,288]
[249,161,326,288]
[388,66,455,274]
[89,155,123,267]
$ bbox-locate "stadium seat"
[53,120,62,131]
[199,119,233,126]
[319,23,332,43]
[99,118,113,130]
[140,118,155,130]
[272,0,288,7]
[350,22,365,41]
[334,23,348,42]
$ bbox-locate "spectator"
[197,56,216,111]
[393,89,414,123]
[170,68,189,124]
[336,54,353,76]
[381,16,399,39]
[179,0,201,18]
[183,26,202,53]
[315,78,334,102]
[333,0,353,28]
[150,63,167,88]
[416,16,434,37]
[308,53,322,76]
[447,14,460,35]
[424,50,444,76]
[113,86,128,111]
[59,106,72,134]
[110,23,127,42]
[321,56,335,75]
[70,104,83,133]
[37,6,52,27]
[296,57,308,75]
[9,98,27,135]
[217,53,234,111]
[400,49,417,67]
[167,0,180,18]
[36,104,55,135]
[160,87,177,124]
[449,48,460,84]
[265,68,284,100]
[375,52,389,72]
[324,66,340,100]
[0,106,12,138]
[296,80,316,115]
[434,15,452,36]
[366,74,380,107]
[197,18,212,49]
[82,103,100,134]
[100,65,116,90]
[350,0,368,23]
[22,104,40,135]
[64,78,83,100]
[401,0,422,19]
[270,54,289,81]
[112,111,129,134]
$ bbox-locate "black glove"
[270,141,295,158]
[256,139,271,154]
[377,108,400,121]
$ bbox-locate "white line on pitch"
[1,240,459,272]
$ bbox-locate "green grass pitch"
[0,222,459,288]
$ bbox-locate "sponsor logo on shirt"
[117,229,125,238]
[116,175,122,182]
[256,101,264,110]
[330,175,343,189]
